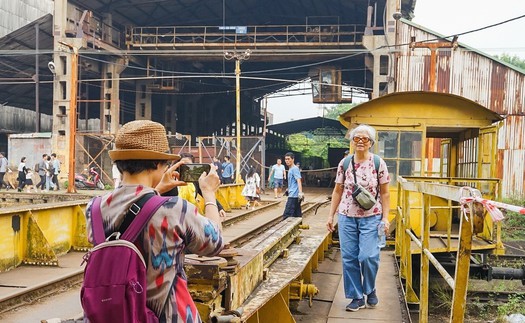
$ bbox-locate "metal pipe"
[35,23,40,132]
[492,267,525,281]
[406,229,455,289]
[235,58,241,183]
[211,307,244,323]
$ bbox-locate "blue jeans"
[338,214,381,300]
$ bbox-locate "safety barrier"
[0,184,249,273]
[0,201,90,272]
[395,176,523,323]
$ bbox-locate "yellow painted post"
[450,205,473,322]
[447,197,452,252]
[419,194,430,323]
[404,189,418,304]
[395,181,402,257]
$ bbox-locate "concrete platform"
[0,252,84,303]
[327,250,405,323]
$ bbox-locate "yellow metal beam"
[450,208,473,322]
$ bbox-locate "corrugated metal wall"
[0,0,53,37]
[0,105,52,133]
[395,21,525,197]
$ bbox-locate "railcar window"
[399,160,422,176]
[378,131,398,158]
[400,132,422,158]
[377,130,422,185]
[441,141,449,177]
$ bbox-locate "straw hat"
[109,120,180,161]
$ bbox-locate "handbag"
[350,156,380,210]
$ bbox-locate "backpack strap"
[90,197,105,245]
[342,155,351,173]
[90,193,169,245]
[118,192,156,236]
[120,194,169,242]
[373,154,381,196]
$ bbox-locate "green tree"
[496,53,525,70]
[324,103,358,120]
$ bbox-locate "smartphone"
[179,163,211,182]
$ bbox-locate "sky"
[266,0,525,124]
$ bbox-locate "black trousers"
[52,174,60,189]
[36,175,46,189]
[18,171,26,190]
[0,172,8,188]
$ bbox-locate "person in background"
[0,152,11,190]
[25,169,36,192]
[326,124,390,312]
[44,155,56,192]
[282,152,303,218]
[112,162,121,188]
[35,154,48,192]
[176,153,227,217]
[51,153,61,190]
[242,165,261,210]
[268,158,286,198]
[17,157,27,192]
[212,156,223,184]
[85,120,224,321]
[221,155,234,184]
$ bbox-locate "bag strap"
[348,154,381,199]
[121,194,168,242]
[90,197,105,245]
[90,193,169,244]
[118,192,156,236]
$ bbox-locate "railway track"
[0,193,331,321]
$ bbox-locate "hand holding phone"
[179,164,212,182]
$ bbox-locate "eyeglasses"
[352,136,371,143]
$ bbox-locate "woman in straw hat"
[84,120,224,322]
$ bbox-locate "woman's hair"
[115,160,167,175]
[349,124,376,146]
[179,152,194,162]
[247,166,256,178]
[21,157,26,162]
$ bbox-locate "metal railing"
[126,24,365,49]
[395,176,511,323]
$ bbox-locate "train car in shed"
[339,90,503,248]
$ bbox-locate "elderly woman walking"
[326,124,390,312]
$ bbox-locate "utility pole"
[224,49,251,183]
[58,42,79,193]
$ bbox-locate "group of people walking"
[0,152,61,192]
[24,153,61,192]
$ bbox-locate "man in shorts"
[268,158,286,198]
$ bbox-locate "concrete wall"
[7,133,52,169]
[0,0,53,37]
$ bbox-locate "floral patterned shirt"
[85,185,224,322]
[335,154,390,217]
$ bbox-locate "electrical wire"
[378,13,525,50]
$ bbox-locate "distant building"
[0,0,53,37]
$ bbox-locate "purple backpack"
[81,194,168,323]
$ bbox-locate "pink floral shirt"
[335,154,390,217]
